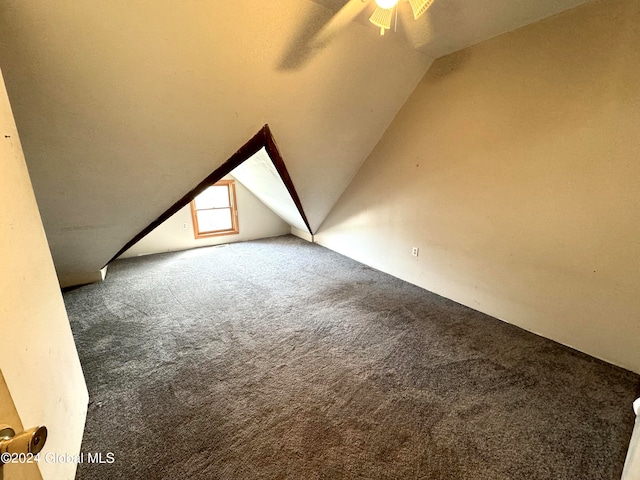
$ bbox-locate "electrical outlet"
[412,247,419,257]
[182,222,188,230]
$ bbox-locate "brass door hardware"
[0,425,47,462]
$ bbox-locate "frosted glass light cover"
[375,0,398,8]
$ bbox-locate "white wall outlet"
[412,247,419,257]
[182,222,188,230]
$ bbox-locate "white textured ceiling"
[0,0,592,277]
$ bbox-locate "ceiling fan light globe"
[375,0,398,9]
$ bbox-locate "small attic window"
[190,180,239,238]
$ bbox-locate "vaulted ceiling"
[0,0,592,278]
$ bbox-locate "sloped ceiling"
[0,0,591,277]
[231,148,309,234]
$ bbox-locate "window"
[190,180,239,238]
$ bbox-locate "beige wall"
[121,176,290,258]
[0,69,88,479]
[291,226,313,243]
[231,148,309,233]
[58,267,108,289]
[316,0,640,374]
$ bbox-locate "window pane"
[194,185,230,210]
[196,208,233,233]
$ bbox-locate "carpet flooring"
[64,235,640,479]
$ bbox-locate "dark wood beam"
[264,125,313,236]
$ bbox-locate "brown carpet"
[64,235,640,479]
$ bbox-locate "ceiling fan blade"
[278,0,371,70]
[369,6,393,35]
[396,0,438,51]
[408,0,435,19]
[310,0,370,47]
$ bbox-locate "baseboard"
[291,226,313,242]
[59,266,108,288]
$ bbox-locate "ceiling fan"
[370,0,435,35]
[278,0,436,70]
[313,0,435,46]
